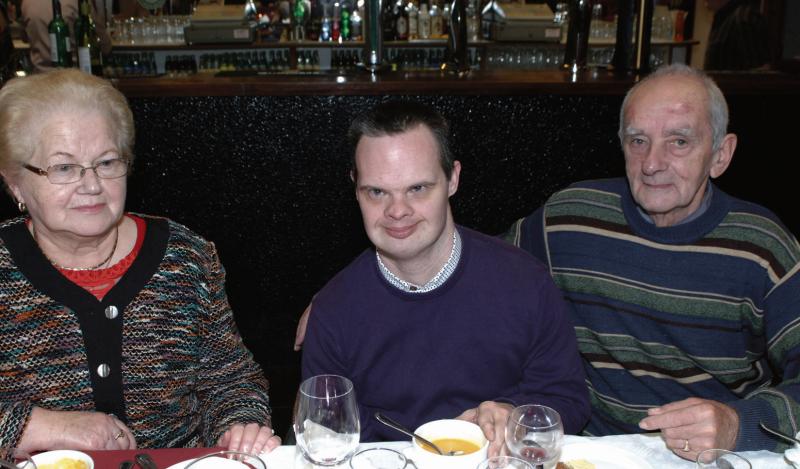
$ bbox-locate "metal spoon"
[760,421,800,446]
[374,412,457,456]
[135,453,158,469]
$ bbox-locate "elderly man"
[505,63,800,459]
[301,101,589,456]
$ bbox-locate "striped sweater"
[505,178,800,451]
[0,215,272,448]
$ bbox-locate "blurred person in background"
[0,69,281,454]
[704,0,769,70]
[0,0,14,79]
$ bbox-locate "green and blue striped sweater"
[506,178,800,451]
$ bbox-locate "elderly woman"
[0,69,280,454]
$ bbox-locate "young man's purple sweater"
[302,226,589,442]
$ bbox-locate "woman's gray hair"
[0,69,135,177]
[618,64,729,152]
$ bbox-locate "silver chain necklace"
[32,223,119,271]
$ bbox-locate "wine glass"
[184,451,266,469]
[0,448,35,469]
[349,448,409,469]
[294,374,360,466]
[476,456,534,469]
[505,405,564,469]
[696,449,752,469]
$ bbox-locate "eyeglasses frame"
[22,158,130,185]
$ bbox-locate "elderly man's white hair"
[618,64,730,152]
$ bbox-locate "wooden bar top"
[112,68,800,97]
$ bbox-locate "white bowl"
[403,419,489,469]
[29,450,94,469]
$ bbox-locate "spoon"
[135,453,158,469]
[760,421,800,446]
[374,412,460,456]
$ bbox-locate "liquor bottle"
[441,0,450,37]
[418,2,430,39]
[321,15,331,41]
[308,0,322,40]
[554,2,569,43]
[430,0,442,38]
[75,0,102,75]
[293,0,308,40]
[395,0,408,40]
[320,1,332,42]
[562,0,591,72]
[340,0,351,41]
[382,0,396,41]
[407,0,418,40]
[465,0,478,41]
[48,0,72,67]
[332,1,341,41]
[350,6,362,40]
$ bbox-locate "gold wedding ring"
[113,430,125,440]
[682,439,691,452]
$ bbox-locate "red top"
[58,214,146,300]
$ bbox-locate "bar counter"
[112,68,800,97]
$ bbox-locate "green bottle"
[340,1,351,41]
[76,0,103,75]
[48,0,72,67]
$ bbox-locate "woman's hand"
[217,423,281,455]
[18,407,137,452]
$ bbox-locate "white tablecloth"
[260,434,794,468]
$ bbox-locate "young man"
[301,101,589,457]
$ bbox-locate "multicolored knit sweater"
[0,215,272,448]
[505,178,800,451]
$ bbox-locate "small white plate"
[29,450,94,469]
[164,457,249,469]
[559,442,654,469]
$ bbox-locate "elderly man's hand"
[217,423,281,455]
[456,401,513,458]
[638,397,739,461]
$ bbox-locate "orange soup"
[422,438,481,455]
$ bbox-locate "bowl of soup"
[403,419,488,469]
[29,450,94,469]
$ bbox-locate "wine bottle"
[76,0,103,75]
[48,0,72,67]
